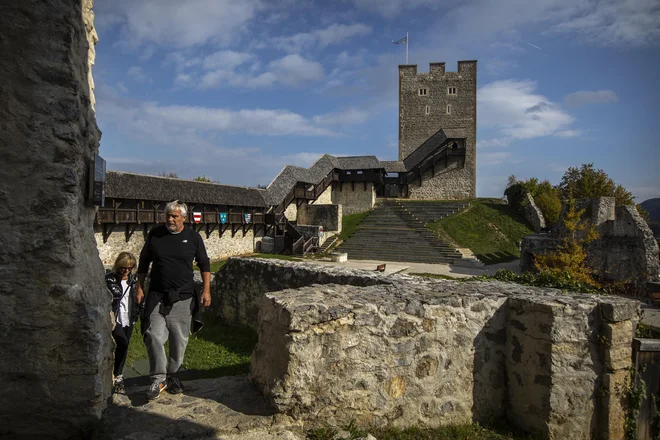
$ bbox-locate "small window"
[446,104,451,114]
[418,88,428,96]
[448,87,457,95]
[425,106,430,115]
[345,171,351,175]
[357,170,363,175]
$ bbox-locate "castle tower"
[398,61,477,199]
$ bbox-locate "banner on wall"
[219,212,228,224]
[193,212,202,224]
[244,213,252,224]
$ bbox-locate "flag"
[392,36,407,45]
[193,212,202,224]
[244,213,252,224]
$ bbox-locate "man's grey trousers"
[144,297,193,384]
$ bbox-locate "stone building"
[399,61,477,200]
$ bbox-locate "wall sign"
[88,153,106,207]
[193,212,202,224]
[219,212,228,224]
[244,213,252,224]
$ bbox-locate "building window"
[357,170,363,175]
[446,104,451,114]
[418,88,428,96]
[448,87,457,95]
[425,106,430,115]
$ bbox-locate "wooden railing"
[97,205,265,225]
[302,236,319,255]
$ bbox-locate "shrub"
[534,189,561,226]
[533,198,600,288]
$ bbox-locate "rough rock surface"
[523,192,546,232]
[213,258,420,329]
[250,280,639,439]
[0,1,112,439]
[104,376,305,440]
[521,197,660,283]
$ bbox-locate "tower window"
[418,88,428,96]
[425,106,430,115]
[446,104,451,114]
[448,87,457,95]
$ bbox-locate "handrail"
[292,236,304,254]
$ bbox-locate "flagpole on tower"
[406,32,409,64]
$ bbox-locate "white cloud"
[336,51,366,68]
[478,80,575,141]
[351,0,443,18]
[116,82,129,94]
[312,108,369,126]
[554,129,582,138]
[101,0,265,49]
[127,66,152,83]
[477,138,511,149]
[267,54,325,85]
[480,151,512,166]
[551,0,660,46]
[436,0,660,47]
[563,90,619,107]
[275,23,372,53]
[203,50,255,70]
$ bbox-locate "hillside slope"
[641,198,660,222]
[428,199,534,264]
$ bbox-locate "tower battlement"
[399,61,477,78]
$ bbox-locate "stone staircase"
[335,200,465,264]
[390,200,470,224]
[318,234,339,253]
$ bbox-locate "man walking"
[136,200,211,401]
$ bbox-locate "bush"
[504,178,561,227]
[503,182,529,214]
[534,190,561,226]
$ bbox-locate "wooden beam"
[125,224,140,242]
[103,223,118,243]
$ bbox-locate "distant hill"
[641,198,660,222]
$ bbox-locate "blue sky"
[93,0,660,201]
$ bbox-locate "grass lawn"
[429,199,533,265]
[338,211,371,241]
[308,422,533,440]
[125,312,257,380]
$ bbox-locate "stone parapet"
[248,266,639,439]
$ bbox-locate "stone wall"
[212,258,397,329]
[407,157,473,200]
[95,225,263,265]
[0,1,113,438]
[296,204,342,233]
[399,62,477,200]
[332,183,375,215]
[249,274,639,439]
[521,198,660,284]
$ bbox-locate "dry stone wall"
[0,1,113,438]
[213,258,400,329]
[250,275,639,439]
[95,226,263,265]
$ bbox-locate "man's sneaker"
[146,381,167,401]
[167,376,184,394]
[113,375,125,394]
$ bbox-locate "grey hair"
[165,200,188,218]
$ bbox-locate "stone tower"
[398,61,477,199]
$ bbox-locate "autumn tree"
[558,163,634,205]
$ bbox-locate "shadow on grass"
[482,203,534,231]
[475,251,519,265]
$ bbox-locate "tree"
[158,171,179,179]
[193,176,212,182]
[558,163,634,205]
[534,198,600,288]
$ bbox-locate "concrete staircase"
[335,200,465,264]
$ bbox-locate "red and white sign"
[193,212,202,224]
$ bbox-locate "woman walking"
[106,251,140,393]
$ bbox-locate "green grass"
[307,422,533,440]
[338,211,371,241]
[197,253,302,273]
[125,312,258,379]
[429,199,533,265]
[407,273,458,280]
